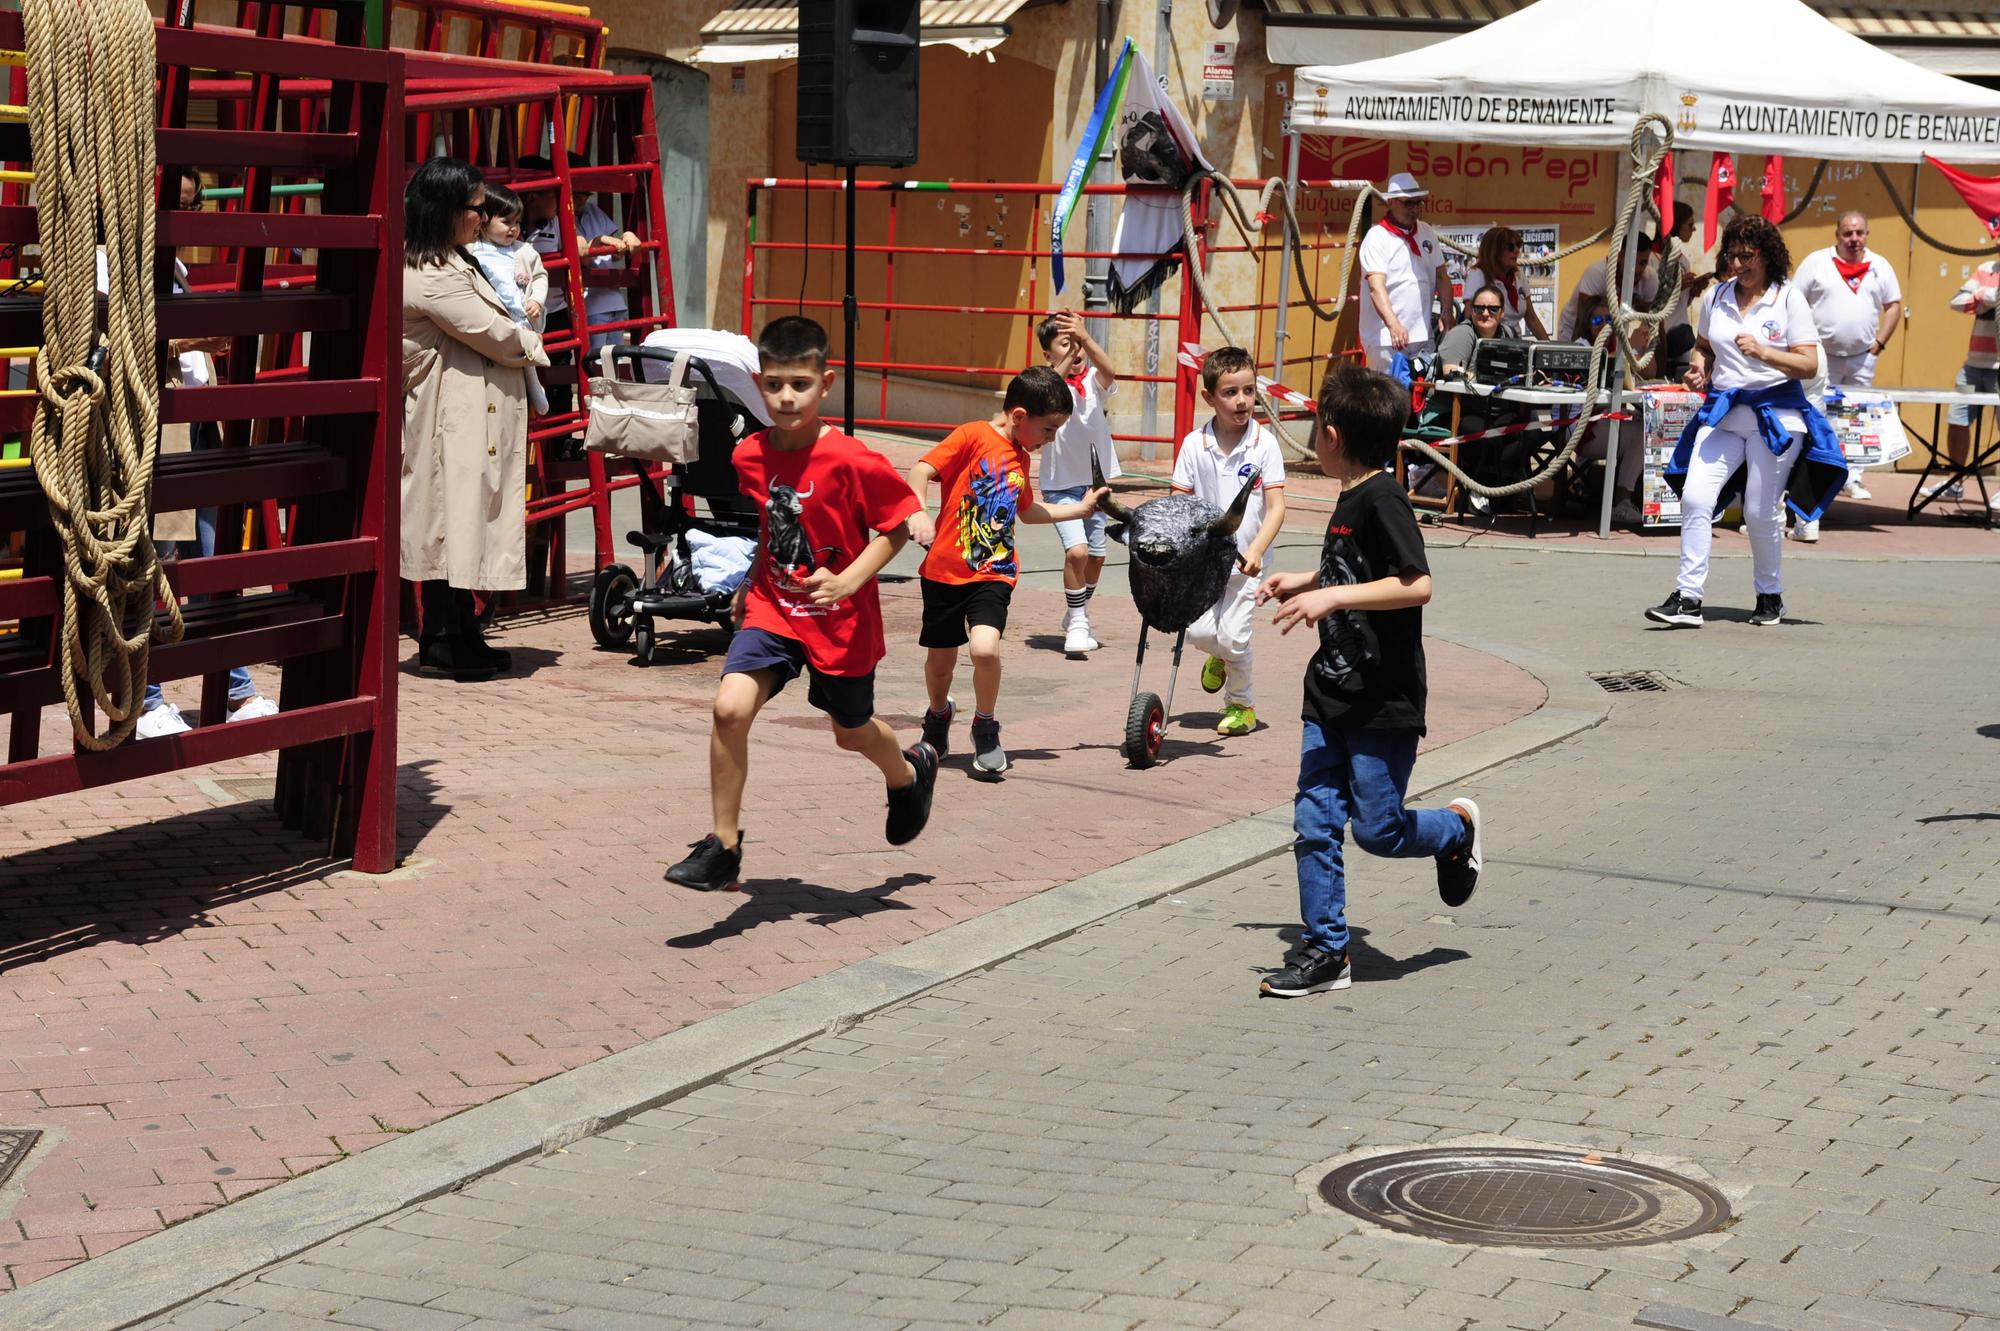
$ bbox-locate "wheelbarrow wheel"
[588,564,639,648]
[1123,691,1166,769]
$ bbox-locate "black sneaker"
[1437,798,1482,908]
[666,832,743,891]
[1748,593,1785,626]
[1259,946,1351,997]
[1644,590,1703,628]
[885,743,938,845]
[970,718,1008,779]
[922,698,955,757]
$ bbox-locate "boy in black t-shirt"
[1254,363,1485,996]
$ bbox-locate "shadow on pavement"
[0,762,450,975]
[666,872,933,949]
[1977,723,2000,740]
[1235,922,1471,983]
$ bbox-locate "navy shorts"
[918,577,1012,649]
[722,626,875,729]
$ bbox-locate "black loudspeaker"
[796,0,920,167]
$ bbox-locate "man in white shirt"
[1793,211,1900,517]
[1358,173,1452,373]
[1556,238,1658,341]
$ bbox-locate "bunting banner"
[1926,155,2000,241]
[1051,37,1134,295]
[1703,152,1735,251]
[1760,154,1787,223]
[1104,45,1215,311]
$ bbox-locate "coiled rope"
[25,0,178,750]
[1176,114,1679,499]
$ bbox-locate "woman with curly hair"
[1466,225,1549,341]
[1645,215,1847,629]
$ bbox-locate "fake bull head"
[1094,451,1259,634]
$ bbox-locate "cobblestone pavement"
[0,493,1543,1290]
[125,548,2000,1330]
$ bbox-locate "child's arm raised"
[1271,569,1432,634]
[904,460,938,547]
[1238,486,1285,578]
[1056,310,1117,393]
[801,525,911,607]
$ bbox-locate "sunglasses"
[1502,242,1521,251]
[1470,304,1504,314]
[1588,315,1610,327]
[1725,249,1759,263]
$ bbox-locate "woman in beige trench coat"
[403,157,550,681]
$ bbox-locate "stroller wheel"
[634,619,655,665]
[1122,692,1166,769]
[588,564,640,648]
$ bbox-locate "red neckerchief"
[1499,272,1522,312]
[1065,372,1088,399]
[1833,255,1872,292]
[1378,217,1423,259]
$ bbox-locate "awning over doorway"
[1264,0,2000,76]
[692,0,1032,64]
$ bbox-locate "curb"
[15,640,1608,1331]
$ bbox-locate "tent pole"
[1601,134,1653,540]
[1272,109,1300,395]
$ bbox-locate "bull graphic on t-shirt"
[764,482,840,599]
[956,459,1021,578]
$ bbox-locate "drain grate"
[1589,670,1679,694]
[1319,1147,1728,1248]
[0,1129,41,1188]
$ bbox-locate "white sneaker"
[1844,478,1872,500]
[1063,622,1096,657]
[1919,478,1964,502]
[1790,519,1820,543]
[227,695,279,722]
[136,704,191,739]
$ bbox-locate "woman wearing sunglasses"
[1467,226,1549,341]
[1645,215,1847,629]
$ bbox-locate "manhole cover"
[1318,1148,1728,1248]
[0,1129,42,1188]
[1589,670,1678,694]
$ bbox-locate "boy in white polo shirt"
[1173,347,1286,736]
[1035,310,1121,657]
[1358,173,1453,374]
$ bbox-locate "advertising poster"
[1441,223,1560,335]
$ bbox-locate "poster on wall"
[1440,223,1560,335]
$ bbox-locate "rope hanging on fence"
[1174,116,1680,501]
[24,0,178,751]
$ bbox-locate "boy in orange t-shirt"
[906,366,1108,779]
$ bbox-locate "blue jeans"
[146,423,254,711]
[1293,719,1465,953]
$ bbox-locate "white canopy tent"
[1286,0,2000,536]
[1290,0,2000,164]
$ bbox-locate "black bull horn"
[1091,448,1258,538]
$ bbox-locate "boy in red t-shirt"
[906,366,1108,778]
[666,317,937,891]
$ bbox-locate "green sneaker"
[1216,703,1257,736]
[1199,655,1227,694]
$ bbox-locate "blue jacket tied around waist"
[1664,379,1848,523]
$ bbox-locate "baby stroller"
[585,346,760,664]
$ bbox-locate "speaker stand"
[842,163,858,437]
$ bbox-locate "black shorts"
[918,577,1012,649]
[721,626,875,729]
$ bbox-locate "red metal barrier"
[741,176,1369,455]
[0,15,404,871]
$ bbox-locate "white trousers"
[1676,424,1801,600]
[1185,567,1258,707]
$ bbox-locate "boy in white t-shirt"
[1172,347,1287,736]
[1035,311,1121,657]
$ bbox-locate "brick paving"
[0,507,1543,1292]
[127,545,2000,1331]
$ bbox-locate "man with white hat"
[1358,172,1453,373]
